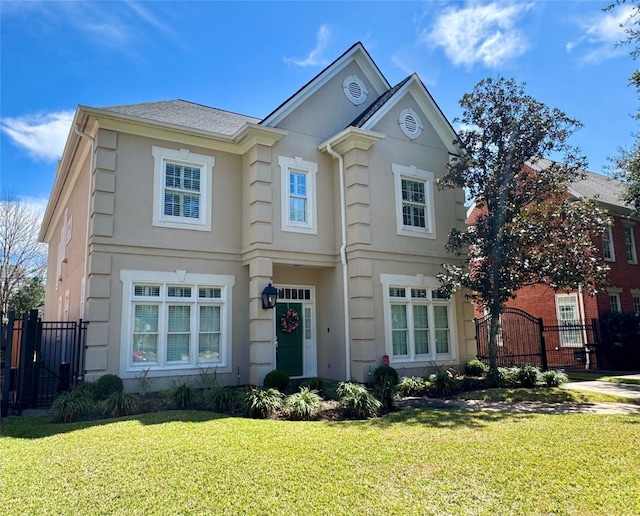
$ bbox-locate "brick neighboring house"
[469,159,640,367]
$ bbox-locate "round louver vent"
[399,108,423,139]
[343,75,368,105]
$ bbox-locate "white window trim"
[380,274,457,365]
[603,226,615,262]
[392,163,436,239]
[632,289,640,314]
[622,224,637,264]
[279,155,318,235]
[152,146,214,231]
[119,269,234,379]
[607,287,622,313]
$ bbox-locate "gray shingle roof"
[536,158,629,209]
[101,100,259,136]
[350,76,412,129]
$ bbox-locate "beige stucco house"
[39,43,475,390]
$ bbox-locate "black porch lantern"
[261,283,278,309]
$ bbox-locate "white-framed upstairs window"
[602,226,615,261]
[381,274,456,364]
[392,164,435,239]
[152,146,214,231]
[623,224,637,264]
[119,270,234,379]
[608,288,622,313]
[279,155,318,234]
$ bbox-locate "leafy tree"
[438,78,610,384]
[8,275,45,316]
[606,1,640,213]
[0,193,47,315]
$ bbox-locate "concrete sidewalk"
[563,374,640,400]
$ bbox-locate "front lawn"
[2,410,639,515]
[458,387,639,404]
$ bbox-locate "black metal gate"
[1,310,88,417]
[475,307,601,371]
[475,307,547,369]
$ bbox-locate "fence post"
[1,311,16,418]
[538,317,548,371]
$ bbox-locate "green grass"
[2,410,640,515]
[599,376,640,386]
[567,372,640,385]
[458,387,638,404]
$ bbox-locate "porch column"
[249,257,275,386]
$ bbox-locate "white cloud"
[566,6,634,63]
[422,2,533,69]
[1,111,74,161]
[284,25,331,67]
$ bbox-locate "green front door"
[276,302,303,377]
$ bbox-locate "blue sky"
[1,1,638,214]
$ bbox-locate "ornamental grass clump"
[428,368,461,398]
[336,381,381,419]
[203,386,240,413]
[245,388,283,419]
[397,376,428,397]
[170,382,194,409]
[100,391,140,418]
[516,365,542,388]
[52,385,96,423]
[284,387,322,421]
[542,369,569,387]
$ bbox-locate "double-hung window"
[152,146,214,231]
[392,164,435,238]
[381,274,455,363]
[121,270,234,378]
[623,225,637,264]
[602,226,615,261]
[279,155,318,234]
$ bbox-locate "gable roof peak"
[261,42,390,128]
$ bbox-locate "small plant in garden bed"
[428,368,461,398]
[245,388,283,419]
[92,374,124,400]
[542,369,569,387]
[336,381,381,419]
[465,359,488,377]
[202,386,242,414]
[100,391,140,418]
[397,376,428,397]
[516,365,542,388]
[284,387,322,421]
[170,382,194,409]
[52,385,96,423]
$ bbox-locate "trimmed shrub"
[52,386,95,423]
[465,359,489,377]
[245,388,283,419]
[170,382,194,409]
[263,369,290,392]
[336,381,381,419]
[397,376,428,397]
[284,387,322,421]
[101,391,140,418]
[372,365,399,387]
[516,365,542,388]
[93,374,124,401]
[542,369,569,387]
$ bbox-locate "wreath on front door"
[280,309,301,333]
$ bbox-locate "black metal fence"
[475,307,601,370]
[1,310,88,417]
